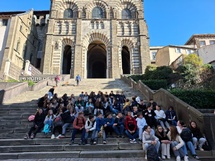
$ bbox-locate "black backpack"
[147,145,160,161]
[180,127,192,142]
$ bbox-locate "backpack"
[147,145,160,161]
[42,124,50,134]
[180,128,192,142]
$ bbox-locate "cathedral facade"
[42,0,150,78]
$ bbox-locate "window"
[122,9,132,19]
[200,41,206,46]
[2,19,8,26]
[176,48,181,53]
[64,9,73,18]
[92,7,104,19]
[210,40,215,45]
[16,41,20,52]
[186,49,194,54]
[19,25,22,31]
[152,52,157,60]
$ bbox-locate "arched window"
[92,7,104,19]
[64,9,73,18]
[122,9,132,19]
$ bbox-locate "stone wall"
[0,82,29,104]
[121,75,215,151]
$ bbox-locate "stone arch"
[82,32,111,78]
[60,37,75,76]
[118,38,135,74]
[83,32,110,48]
[115,0,138,19]
[55,0,79,18]
[84,0,109,19]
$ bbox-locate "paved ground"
[5,158,144,161]
[4,79,145,104]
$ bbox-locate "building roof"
[0,10,49,17]
[185,34,215,45]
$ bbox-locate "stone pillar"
[110,20,121,78]
[24,60,31,75]
[4,60,10,76]
[139,19,150,74]
[73,19,83,78]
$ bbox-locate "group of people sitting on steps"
[24,89,207,161]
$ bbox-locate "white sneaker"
[184,155,189,161]
[51,134,55,139]
[176,156,181,161]
[145,155,147,160]
[56,134,62,139]
[162,155,166,159]
[132,139,137,143]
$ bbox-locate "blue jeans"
[183,141,196,155]
[113,125,124,136]
[125,130,138,140]
[62,123,71,135]
[109,104,118,114]
[71,128,85,142]
[85,130,96,140]
[94,130,106,141]
[171,141,185,158]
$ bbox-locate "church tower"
[42,0,150,78]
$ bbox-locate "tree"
[183,53,203,68]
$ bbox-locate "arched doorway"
[62,45,71,74]
[121,46,130,74]
[87,41,106,78]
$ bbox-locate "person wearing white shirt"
[136,113,147,141]
[155,105,170,131]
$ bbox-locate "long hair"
[170,125,179,141]
[155,125,167,138]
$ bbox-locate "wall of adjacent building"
[198,44,215,64]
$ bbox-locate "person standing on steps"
[75,74,81,86]
[54,75,60,86]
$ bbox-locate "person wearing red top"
[125,111,138,143]
[71,112,86,145]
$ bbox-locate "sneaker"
[103,140,107,144]
[162,155,166,159]
[56,134,62,139]
[24,134,29,140]
[199,148,204,151]
[167,156,171,159]
[145,155,147,160]
[30,134,34,139]
[132,139,137,143]
[184,155,189,161]
[51,134,55,139]
[130,139,133,143]
[93,141,97,145]
[59,134,65,138]
[193,155,199,160]
[176,156,181,161]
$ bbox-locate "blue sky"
[0,0,214,46]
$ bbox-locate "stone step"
[0,150,144,160]
[0,138,131,146]
[0,143,142,153]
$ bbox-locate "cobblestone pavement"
[5,157,198,161]
[4,79,145,105]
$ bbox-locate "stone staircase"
[0,79,213,160]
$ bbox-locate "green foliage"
[27,80,35,87]
[144,66,173,84]
[142,79,168,90]
[128,74,144,82]
[184,53,203,67]
[170,89,215,109]
[6,79,19,83]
